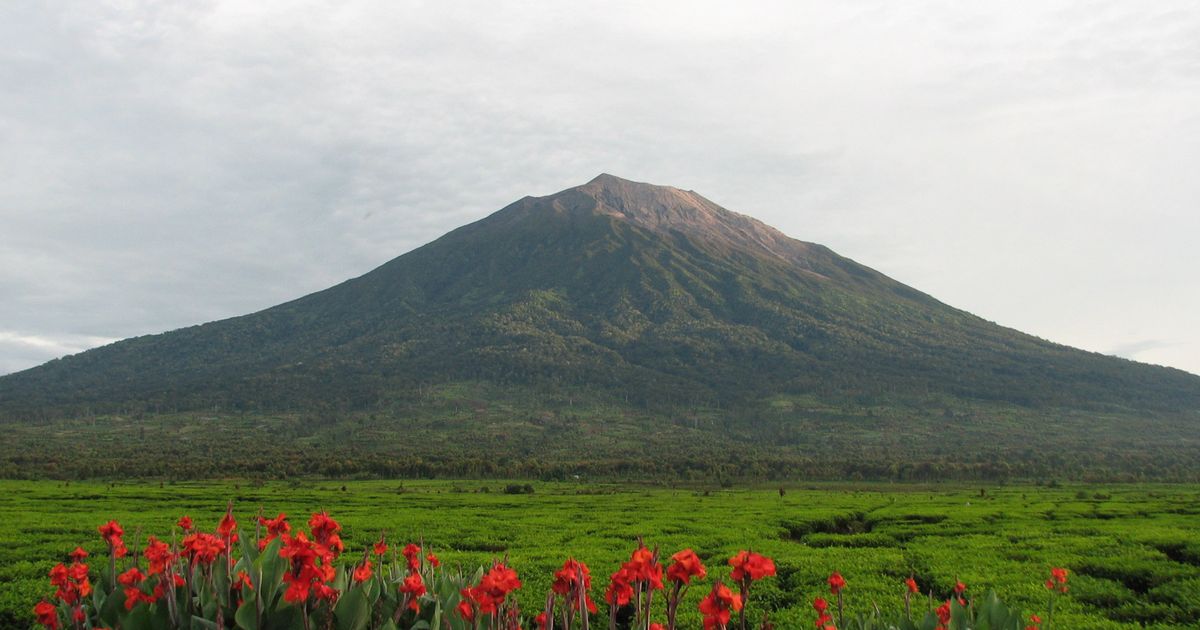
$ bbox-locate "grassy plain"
[1,480,1198,629]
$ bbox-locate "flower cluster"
[698,582,742,630]
[1044,567,1068,594]
[458,561,522,623]
[29,509,1069,630]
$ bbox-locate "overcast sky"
[2,0,1198,377]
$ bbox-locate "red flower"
[313,582,339,603]
[260,513,291,536]
[217,506,238,545]
[258,513,291,551]
[143,536,173,575]
[812,597,832,628]
[729,550,775,582]
[457,594,476,622]
[935,600,952,630]
[33,601,58,630]
[667,549,707,585]
[48,560,91,606]
[402,543,422,572]
[353,560,373,583]
[552,558,598,613]
[118,568,148,610]
[68,547,88,562]
[279,531,335,604]
[309,512,343,558]
[828,572,846,595]
[400,572,426,611]
[606,566,634,606]
[373,535,388,557]
[650,624,665,630]
[182,532,226,565]
[1046,567,1069,593]
[461,562,521,617]
[426,552,440,567]
[954,579,967,595]
[698,582,742,630]
[98,520,127,558]
[535,611,548,630]
[177,515,193,531]
[233,571,254,591]
[626,542,664,590]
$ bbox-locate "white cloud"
[1,0,1197,376]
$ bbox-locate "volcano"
[2,174,1198,476]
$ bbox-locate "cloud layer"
[2,0,1198,376]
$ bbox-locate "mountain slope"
[2,174,1199,424]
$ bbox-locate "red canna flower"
[33,601,58,630]
[49,559,91,606]
[400,571,426,611]
[233,571,254,591]
[402,543,421,572]
[552,558,598,613]
[372,535,388,557]
[308,512,343,558]
[260,513,291,536]
[729,550,775,582]
[182,532,226,565]
[217,506,238,546]
[460,562,521,617]
[312,582,339,603]
[698,582,742,630]
[68,547,88,562]
[625,541,664,590]
[258,513,290,551]
[828,572,846,595]
[667,548,707,584]
[535,611,549,630]
[353,560,373,583]
[98,520,127,558]
[426,552,440,567]
[143,536,173,575]
[1046,567,1069,593]
[935,600,952,630]
[905,577,919,594]
[118,567,148,610]
[954,579,967,595]
[457,592,476,622]
[606,566,634,606]
[650,624,665,630]
[672,547,705,583]
[177,515,193,531]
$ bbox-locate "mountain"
[2,174,1198,480]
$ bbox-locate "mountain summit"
[2,175,1198,476]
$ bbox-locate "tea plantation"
[2,480,1198,629]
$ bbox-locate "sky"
[1,0,1198,377]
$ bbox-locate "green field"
[2,480,1198,629]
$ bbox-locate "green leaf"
[257,538,285,611]
[235,597,259,630]
[190,616,219,630]
[123,606,154,630]
[99,587,124,627]
[334,586,371,630]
